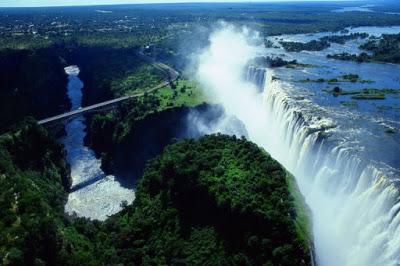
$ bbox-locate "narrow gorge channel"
[60,65,247,221]
[61,66,135,221]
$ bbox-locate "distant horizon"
[0,0,361,8]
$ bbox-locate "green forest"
[0,119,71,265]
[85,79,207,173]
[359,33,400,63]
[280,40,330,52]
[0,123,311,265]
[65,46,165,105]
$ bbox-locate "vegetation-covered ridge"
[65,46,166,105]
[97,134,312,265]
[0,119,71,265]
[0,125,312,265]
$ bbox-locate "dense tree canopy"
[327,33,400,64]
[0,124,311,265]
[280,40,330,52]
[359,33,400,63]
[65,46,164,106]
[98,134,311,265]
[0,119,70,265]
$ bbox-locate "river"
[62,65,135,221]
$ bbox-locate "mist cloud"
[191,22,400,266]
[193,22,274,149]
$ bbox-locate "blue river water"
[265,26,400,172]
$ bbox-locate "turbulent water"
[62,66,135,221]
[261,27,400,265]
[196,24,400,266]
[262,72,400,266]
[245,66,266,92]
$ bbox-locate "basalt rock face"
[0,48,69,133]
[85,103,246,183]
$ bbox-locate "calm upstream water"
[62,66,135,221]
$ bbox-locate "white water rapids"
[196,24,400,266]
[62,66,135,221]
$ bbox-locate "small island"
[327,33,400,64]
[280,40,330,52]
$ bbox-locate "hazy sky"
[0,0,351,8]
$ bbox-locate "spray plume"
[193,22,400,266]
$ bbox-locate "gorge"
[2,2,400,265]
[57,24,400,265]
[62,65,135,220]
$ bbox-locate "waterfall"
[261,69,400,266]
[245,66,266,92]
[195,25,400,265]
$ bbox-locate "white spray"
[195,23,400,266]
